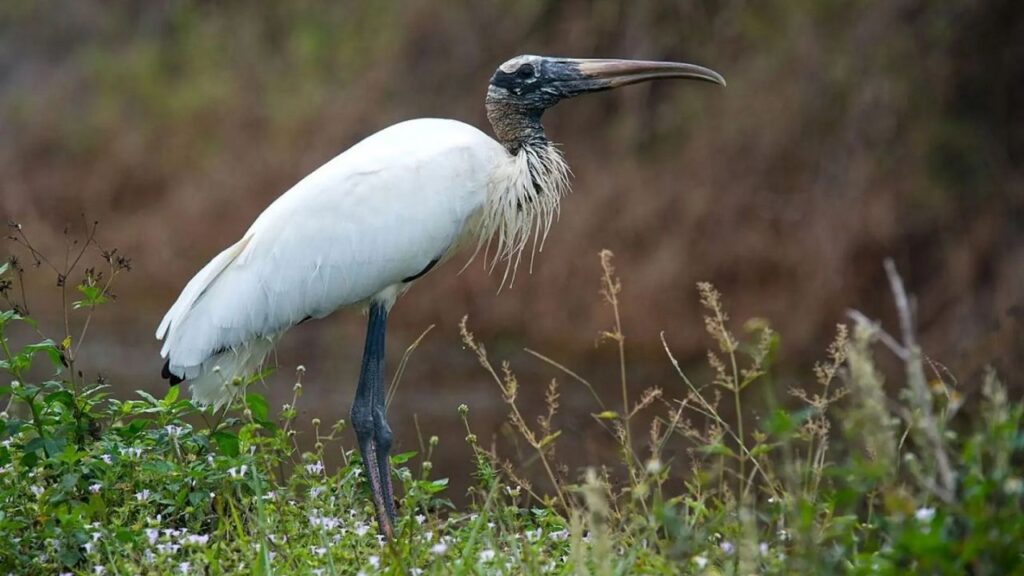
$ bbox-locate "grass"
[0,227,1022,575]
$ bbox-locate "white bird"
[156,54,724,536]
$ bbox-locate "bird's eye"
[516,64,535,79]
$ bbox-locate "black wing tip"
[161,359,183,386]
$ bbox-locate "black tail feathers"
[161,359,183,386]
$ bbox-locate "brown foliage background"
[2,1,1022,489]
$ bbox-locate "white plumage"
[157,119,510,407]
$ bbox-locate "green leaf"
[212,430,240,457]
[44,390,74,408]
[58,547,81,568]
[136,390,160,406]
[60,472,80,490]
[390,451,418,465]
[427,478,449,494]
[73,283,108,310]
[593,411,620,420]
[699,442,737,458]
[245,393,269,423]
[24,436,47,455]
[24,340,63,368]
[163,384,180,404]
[538,431,562,448]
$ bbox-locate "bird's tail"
[182,337,277,409]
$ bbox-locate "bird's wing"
[157,119,506,377]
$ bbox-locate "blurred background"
[2,1,1022,496]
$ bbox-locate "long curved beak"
[550,58,726,97]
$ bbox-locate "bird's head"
[486,55,725,150]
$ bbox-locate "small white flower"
[178,562,191,574]
[145,528,160,545]
[368,555,380,568]
[478,549,495,562]
[645,458,662,474]
[93,566,106,575]
[185,534,209,546]
[30,485,44,497]
[305,461,325,475]
[759,542,769,556]
[227,465,248,480]
[100,454,113,464]
[430,542,448,555]
[720,541,734,555]
[414,514,426,525]
[1004,477,1024,495]
[409,569,423,576]
[89,483,102,494]
[310,546,327,557]
[549,529,569,541]
[693,555,708,569]
[135,489,150,502]
[354,523,369,537]
[83,542,94,554]
[309,486,324,498]
[915,507,936,522]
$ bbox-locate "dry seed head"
[842,323,896,466]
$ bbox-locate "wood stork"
[157,55,724,536]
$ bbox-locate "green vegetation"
[0,230,1021,575]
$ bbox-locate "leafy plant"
[0,230,1021,574]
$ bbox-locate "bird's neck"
[474,104,571,285]
[485,97,548,155]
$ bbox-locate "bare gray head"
[485,55,726,153]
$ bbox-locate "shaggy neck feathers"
[472,91,571,285]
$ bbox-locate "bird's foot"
[359,437,396,538]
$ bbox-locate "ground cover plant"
[0,227,1021,575]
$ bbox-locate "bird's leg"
[372,352,397,524]
[351,301,394,537]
